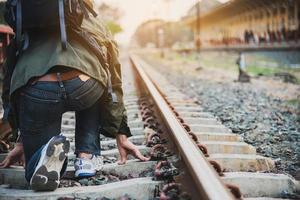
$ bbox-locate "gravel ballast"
[141,53,300,179]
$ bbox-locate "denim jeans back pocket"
[19,90,62,134]
[68,79,104,111]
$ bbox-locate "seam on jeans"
[69,80,101,100]
[21,92,60,103]
[22,87,60,102]
[68,78,95,98]
[75,81,99,100]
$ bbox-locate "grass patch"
[142,50,300,84]
[286,99,300,106]
[246,65,300,84]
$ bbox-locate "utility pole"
[196,0,201,53]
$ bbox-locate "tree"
[98,3,123,36]
[106,21,123,36]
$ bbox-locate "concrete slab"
[126,109,140,116]
[0,153,7,162]
[126,105,140,110]
[124,96,139,102]
[167,99,197,104]
[69,135,146,152]
[0,160,156,189]
[0,167,27,189]
[171,102,199,107]
[128,114,142,121]
[201,141,256,154]
[183,117,221,125]
[222,172,299,198]
[62,118,75,125]
[61,118,144,129]
[195,132,243,142]
[68,145,151,166]
[66,160,157,178]
[130,127,145,136]
[0,178,161,200]
[177,111,214,118]
[128,120,144,129]
[173,106,203,112]
[62,112,75,118]
[124,101,139,107]
[165,95,186,99]
[190,124,231,133]
[61,124,76,131]
[245,198,295,200]
[209,154,275,172]
[101,135,145,147]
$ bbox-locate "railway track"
[0,54,299,200]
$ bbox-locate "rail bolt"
[225,183,243,199]
[209,160,224,176]
[177,117,185,124]
[188,132,199,143]
[150,144,171,160]
[160,183,191,200]
[182,124,191,132]
[155,161,179,179]
[146,133,161,147]
[197,143,209,157]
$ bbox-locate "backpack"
[4,0,118,103]
[4,0,97,51]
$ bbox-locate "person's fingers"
[118,139,150,162]
[131,149,150,162]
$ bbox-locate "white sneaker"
[74,155,103,178]
[30,135,70,191]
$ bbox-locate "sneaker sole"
[75,169,96,178]
[30,136,70,191]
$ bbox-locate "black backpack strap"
[16,0,22,54]
[70,28,118,103]
[58,0,67,50]
[78,0,89,18]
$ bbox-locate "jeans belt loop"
[56,72,67,99]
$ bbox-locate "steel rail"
[130,54,234,200]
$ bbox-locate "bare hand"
[0,142,25,168]
[116,134,150,165]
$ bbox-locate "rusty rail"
[130,54,234,200]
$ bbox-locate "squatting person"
[0,0,149,191]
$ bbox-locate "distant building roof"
[185,0,221,18]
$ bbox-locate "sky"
[95,0,229,45]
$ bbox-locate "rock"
[78,178,89,186]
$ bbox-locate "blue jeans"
[17,76,105,181]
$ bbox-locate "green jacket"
[3,17,131,138]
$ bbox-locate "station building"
[183,0,300,47]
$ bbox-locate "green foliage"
[106,21,123,36]
[134,20,193,48]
